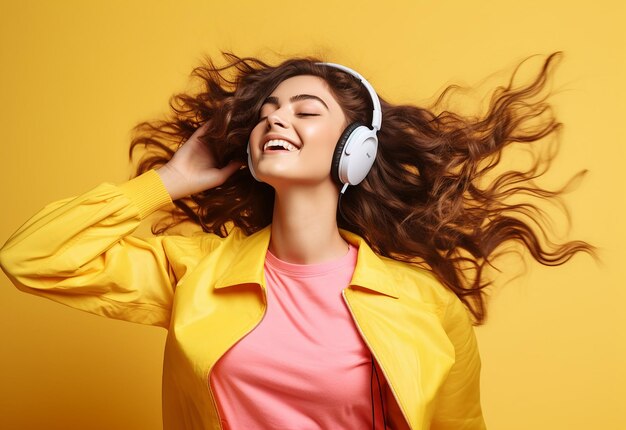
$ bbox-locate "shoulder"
[379,256,454,302]
[148,225,241,264]
[342,228,466,321]
[161,225,270,261]
[377,255,472,327]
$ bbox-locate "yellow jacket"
[0,170,486,430]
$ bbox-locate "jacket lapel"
[214,226,271,290]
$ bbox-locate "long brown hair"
[129,52,594,324]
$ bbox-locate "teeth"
[263,139,299,152]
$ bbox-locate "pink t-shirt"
[209,244,387,429]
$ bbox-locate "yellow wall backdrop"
[1,1,624,429]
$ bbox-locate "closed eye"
[256,112,320,122]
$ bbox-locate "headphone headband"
[316,62,382,131]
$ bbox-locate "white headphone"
[247,62,381,192]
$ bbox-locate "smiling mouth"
[263,139,300,152]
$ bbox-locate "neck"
[269,183,349,264]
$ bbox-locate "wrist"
[156,165,188,201]
[119,170,173,218]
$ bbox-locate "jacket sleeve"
[431,293,487,430]
[0,170,191,329]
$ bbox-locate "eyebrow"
[263,94,329,110]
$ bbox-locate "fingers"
[185,122,211,144]
[208,160,244,187]
[221,160,244,178]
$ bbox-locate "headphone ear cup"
[247,142,262,182]
[335,123,378,186]
[332,122,362,185]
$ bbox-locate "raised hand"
[156,123,242,201]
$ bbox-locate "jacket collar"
[215,225,399,299]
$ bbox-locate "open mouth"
[263,139,300,152]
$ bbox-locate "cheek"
[302,129,339,162]
[249,123,263,142]
[303,122,343,147]
[248,124,266,155]
[323,125,346,159]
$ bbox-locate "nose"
[266,110,289,130]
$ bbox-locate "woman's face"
[248,75,348,188]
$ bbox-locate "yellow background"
[1,1,624,429]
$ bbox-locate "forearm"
[0,170,177,327]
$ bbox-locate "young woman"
[0,53,592,429]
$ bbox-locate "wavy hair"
[129,52,594,324]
